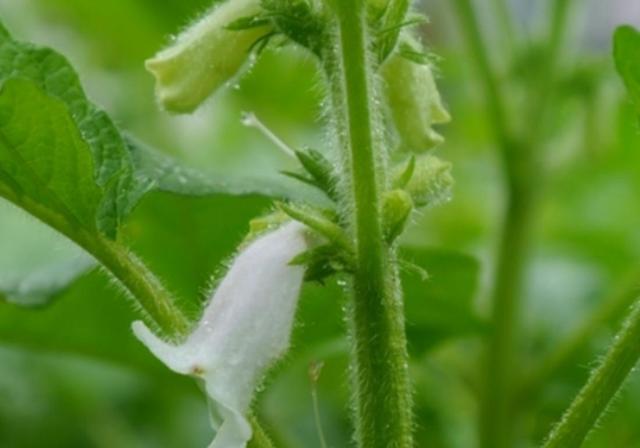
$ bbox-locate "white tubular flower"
[381,47,451,153]
[146,0,270,113]
[132,222,308,448]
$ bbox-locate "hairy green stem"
[0,189,190,337]
[543,298,640,448]
[326,1,413,446]
[452,0,513,152]
[519,266,640,403]
[482,189,533,448]
[90,236,190,337]
[523,0,572,140]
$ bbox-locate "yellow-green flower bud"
[393,155,453,207]
[381,47,451,153]
[146,0,270,113]
[382,189,414,243]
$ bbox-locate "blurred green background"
[0,0,639,447]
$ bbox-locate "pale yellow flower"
[146,0,270,113]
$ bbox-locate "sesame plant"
[0,1,452,446]
[1,0,640,447]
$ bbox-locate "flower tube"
[146,0,270,113]
[381,45,451,153]
[133,221,308,448]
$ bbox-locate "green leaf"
[0,271,157,371]
[614,25,640,117]
[0,202,93,307]
[127,136,318,201]
[0,191,269,361]
[0,119,311,310]
[0,78,107,232]
[0,20,322,309]
[400,247,484,354]
[0,22,144,238]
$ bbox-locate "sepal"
[382,189,413,243]
[294,148,338,200]
[260,0,326,54]
[290,243,354,283]
[393,155,453,207]
[277,202,351,253]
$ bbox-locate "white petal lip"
[133,222,308,448]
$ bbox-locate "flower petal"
[133,221,308,447]
[382,43,450,153]
[146,0,270,113]
[132,321,196,374]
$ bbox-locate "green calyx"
[246,211,290,240]
[393,155,453,207]
[276,201,355,283]
[382,189,413,243]
[290,243,354,282]
[260,0,327,55]
[276,202,351,253]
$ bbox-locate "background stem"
[451,0,513,151]
[451,2,527,447]
[491,0,516,56]
[326,1,413,446]
[483,192,533,448]
[452,1,575,445]
[543,299,640,448]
